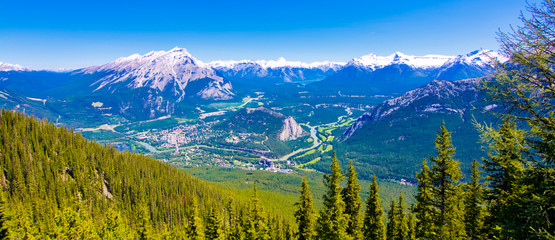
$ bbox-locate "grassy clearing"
[297,157,321,167]
[323,145,333,153]
[294,149,316,159]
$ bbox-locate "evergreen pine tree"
[0,191,10,239]
[397,193,409,240]
[295,178,315,240]
[205,206,223,240]
[386,200,399,240]
[464,159,485,240]
[363,175,386,240]
[136,201,154,240]
[101,206,131,239]
[479,118,527,238]
[249,182,270,240]
[283,219,294,240]
[407,212,416,240]
[413,158,435,239]
[189,197,205,240]
[429,122,466,240]
[342,160,363,240]
[316,152,349,240]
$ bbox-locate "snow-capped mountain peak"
[348,52,454,70]
[448,49,508,67]
[81,47,233,101]
[0,62,28,71]
[205,58,345,71]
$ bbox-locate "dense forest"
[0,109,294,239]
[1,0,555,239]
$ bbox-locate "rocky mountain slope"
[334,78,497,180]
[82,47,234,101]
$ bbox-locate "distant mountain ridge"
[0,62,28,71]
[310,50,506,95]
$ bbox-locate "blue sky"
[0,0,529,69]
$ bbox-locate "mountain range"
[1,48,504,92]
[0,47,504,123]
[310,50,506,95]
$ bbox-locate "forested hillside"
[0,109,292,239]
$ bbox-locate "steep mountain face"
[435,50,508,80]
[82,47,234,101]
[310,50,506,95]
[0,62,28,71]
[208,58,344,88]
[279,116,305,141]
[337,78,497,180]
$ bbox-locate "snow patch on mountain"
[348,52,454,70]
[0,62,28,72]
[207,58,345,71]
[440,49,508,68]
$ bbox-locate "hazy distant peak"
[348,52,455,69]
[0,62,28,72]
[205,58,346,71]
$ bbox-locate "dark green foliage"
[413,159,435,239]
[397,193,409,240]
[363,175,386,240]
[464,159,485,239]
[205,206,223,240]
[342,160,363,239]
[0,192,9,240]
[479,118,530,238]
[387,193,409,240]
[189,197,205,240]
[429,123,466,239]
[386,200,399,240]
[316,152,349,240]
[247,182,270,240]
[482,1,555,236]
[295,178,315,240]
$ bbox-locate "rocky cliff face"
[279,116,306,141]
[344,78,484,138]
